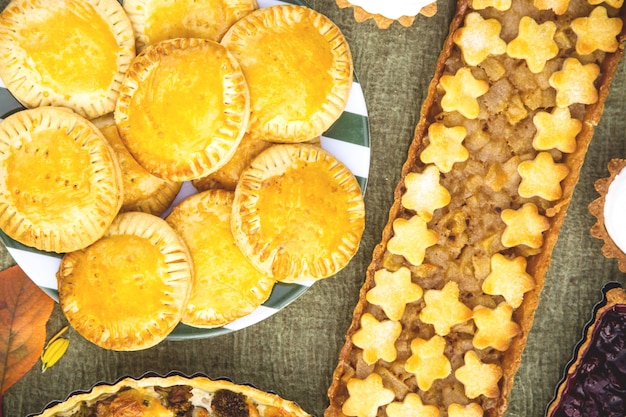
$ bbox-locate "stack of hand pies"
[0,0,365,351]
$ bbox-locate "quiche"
[30,374,312,417]
[0,0,135,119]
[325,0,626,416]
[221,5,353,143]
[115,37,249,182]
[0,107,122,253]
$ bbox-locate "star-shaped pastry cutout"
[517,152,570,201]
[343,374,396,417]
[501,203,550,249]
[589,0,623,9]
[419,281,472,336]
[455,351,503,399]
[506,17,558,74]
[549,58,600,108]
[532,107,582,153]
[404,335,452,391]
[387,215,438,266]
[440,67,490,119]
[533,0,570,15]
[402,165,451,221]
[452,12,507,66]
[352,313,402,365]
[472,0,511,10]
[366,267,423,321]
[571,6,623,55]
[386,394,440,417]
[448,403,484,417]
[482,253,536,308]
[472,302,522,351]
[420,123,469,174]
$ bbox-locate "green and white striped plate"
[0,0,370,340]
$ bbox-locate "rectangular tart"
[325,0,626,416]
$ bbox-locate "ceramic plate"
[0,0,370,340]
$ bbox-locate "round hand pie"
[0,107,122,253]
[115,37,249,182]
[57,212,193,351]
[0,0,135,119]
[231,143,365,282]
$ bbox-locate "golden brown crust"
[115,37,249,181]
[57,212,193,351]
[0,107,123,253]
[123,0,258,51]
[221,5,353,143]
[0,0,135,119]
[165,189,276,328]
[325,0,626,415]
[91,114,182,216]
[335,0,438,29]
[32,374,312,417]
[589,158,626,272]
[231,144,365,283]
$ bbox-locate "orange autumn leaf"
[0,265,54,414]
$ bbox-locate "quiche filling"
[63,386,278,417]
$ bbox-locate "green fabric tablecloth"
[2,0,626,416]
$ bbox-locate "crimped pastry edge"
[0,0,135,119]
[324,0,626,415]
[29,371,312,417]
[545,283,626,417]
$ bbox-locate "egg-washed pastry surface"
[231,144,366,283]
[589,158,626,272]
[0,107,122,253]
[221,5,353,144]
[92,114,182,216]
[546,285,626,417]
[115,37,249,182]
[123,0,258,51]
[57,212,193,351]
[30,374,312,417]
[0,0,135,119]
[326,0,626,416]
[166,189,276,328]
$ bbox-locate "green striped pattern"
[0,0,370,340]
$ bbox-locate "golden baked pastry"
[115,37,249,182]
[91,114,182,216]
[192,132,274,191]
[0,0,135,119]
[335,0,438,29]
[123,0,258,51]
[57,211,193,351]
[589,158,626,272]
[193,136,321,192]
[166,189,275,328]
[221,5,352,143]
[0,107,122,253]
[325,0,626,415]
[31,374,312,417]
[231,144,365,283]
